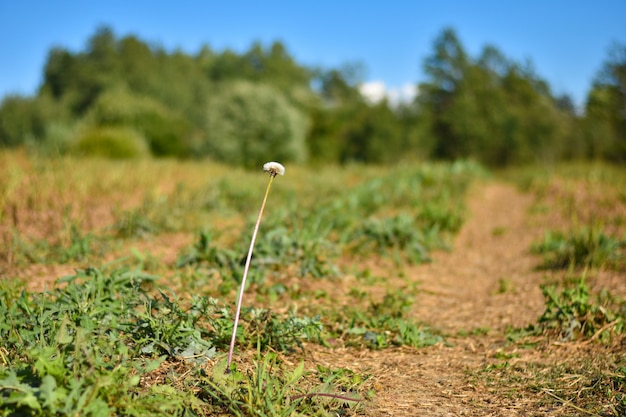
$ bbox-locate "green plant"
[5,224,104,266]
[71,126,150,159]
[56,223,95,263]
[496,278,514,294]
[0,264,331,416]
[235,308,323,353]
[198,82,308,167]
[252,222,339,279]
[352,214,437,264]
[534,278,625,341]
[328,291,443,350]
[0,268,214,416]
[203,354,362,417]
[176,230,239,269]
[85,88,193,157]
[532,227,625,270]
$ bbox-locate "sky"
[1,1,625,108]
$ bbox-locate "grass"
[0,268,358,416]
[527,276,626,342]
[485,162,626,415]
[0,152,482,415]
[489,274,626,415]
[3,153,626,415]
[532,226,625,270]
[472,354,626,416]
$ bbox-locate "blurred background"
[0,0,625,167]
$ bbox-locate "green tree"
[581,42,626,161]
[0,94,68,147]
[42,27,123,115]
[418,28,470,160]
[307,64,415,164]
[307,66,364,163]
[83,88,193,157]
[340,101,408,163]
[72,125,150,159]
[197,81,308,167]
[418,28,570,165]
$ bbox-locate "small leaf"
[286,362,305,386]
[143,355,167,372]
[38,375,66,409]
[56,315,74,345]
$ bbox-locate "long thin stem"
[226,174,276,373]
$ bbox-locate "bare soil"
[301,182,620,416]
[8,180,623,415]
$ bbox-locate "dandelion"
[226,161,285,373]
[263,161,285,177]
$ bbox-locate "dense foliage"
[0,26,624,165]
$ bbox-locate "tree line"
[0,26,624,166]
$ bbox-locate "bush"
[0,94,69,147]
[71,126,150,159]
[85,88,193,157]
[535,278,625,341]
[197,81,308,167]
[532,227,625,270]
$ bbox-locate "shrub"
[197,81,308,167]
[0,94,68,147]
[535,278,625,341]
[532,227,625,270]
[71,125,150,159]
[85,88,193,157]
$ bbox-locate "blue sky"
[1,1,625,108]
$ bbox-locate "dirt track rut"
[309,181,551,416]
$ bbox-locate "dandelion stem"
[226,173,276,373]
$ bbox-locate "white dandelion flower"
[226,160,284,373]
[263,161,285,177]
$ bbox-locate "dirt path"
[308,181,553,416]
[413,181,546,334]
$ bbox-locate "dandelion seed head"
[263,161,285,177]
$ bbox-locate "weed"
[496,278,514,294]
[532,226,625,270]
[5,223,105,266]
[253,223,339,279]
[328,290,443,349]
[472,354,626,416]
[112,205,162,238]
[237,308,323,353]
[176,229,240,272]
[0,268,210,416]
[204,354,362,416]
[369,290,414,318]
[0,265,333,416]
[533,277,625,342]
[352,214,438,264]
[492,226,507,236]
[1,154,488,415]
[227,161,285,372]
[56,223,96,263]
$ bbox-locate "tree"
[417,28,570,165]
[83,88,193,157]
[0,94,68,147]
[41,27,124,115]
[339,101,408,164]
[582,42,626,161]
[418,28,470,160]
[197,82,308,167]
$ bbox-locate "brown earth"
[7,179,622,415]
[301,182,614,416]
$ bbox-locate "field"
[1,151,625,416]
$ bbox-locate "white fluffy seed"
[263,161,285,176]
